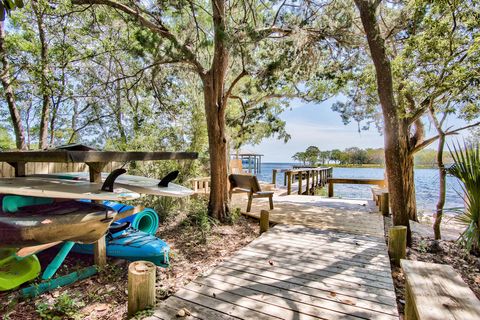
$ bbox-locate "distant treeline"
[292,146,450,167]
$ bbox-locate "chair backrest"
[229,174,261,192]
[229,159,243,174]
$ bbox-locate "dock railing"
[273,167,333,195]
[327,177,386,197]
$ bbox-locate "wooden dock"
[149,196,399,320]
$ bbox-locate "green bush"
[448,142,480,254]
[183,198,217,242]
[36,293,84,320]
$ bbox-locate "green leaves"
[447,141,480,253]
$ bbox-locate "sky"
[244,98,472,163]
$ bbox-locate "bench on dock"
[401,259,480,320]
[228,174,273,212]
[371,187,389,216]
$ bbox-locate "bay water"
[257,163,465,215]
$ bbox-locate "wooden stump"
[128,261,156,317]
[260,210,269,234]
[388,226,407,266]
[380,192,389,216]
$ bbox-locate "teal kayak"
[72,223,170,267]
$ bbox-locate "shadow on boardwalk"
[148,196,399,320]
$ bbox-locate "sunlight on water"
[257,163,465,215]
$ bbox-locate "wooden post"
[8,161,27,177]
[284,171,287,186]
[388,226,407,266]
[287,172,292,195]
[311,170,315,191]
[87,162,108,267]
[298,171,303,195]
[260,210,269,234]
[128,261,156,317]
[305,171,310,195]
[381,192,390,216]
[328,180,334,197]
[272,169,277,185]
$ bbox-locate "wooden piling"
[380,192,389,216]
[260,210,270,234]
[311,170,315,191]
[388,226,407,266]
[306,171,310,195]
[272,169,277,185]
[298,171,303,195]
[287,172,292,195]
[328,181,333,197]
[128,261,156,317]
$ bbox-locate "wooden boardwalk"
[149,196,398,319]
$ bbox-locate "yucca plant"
[447,141,480,254]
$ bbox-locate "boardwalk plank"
[154,196,399,320]
[200,273,399,319]
[208,268,397,314]
[260,233,388,252]
[242,245,391,267]
[173,288,279,320]
[238,247,391,273]
[220,260,395,297]
[185,280,361,320]
[253,236,389,260]
[233,251,393,280]
[150,296,238,320]
[228,254,395,286]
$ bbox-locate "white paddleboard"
[0,177,141,201]
[33,172,194,197]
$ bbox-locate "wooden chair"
[228,174,274,212]
[229,159,243,174]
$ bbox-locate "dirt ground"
[0,210,258,320]
[385,216,480,318]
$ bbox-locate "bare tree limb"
[411,121,480,154]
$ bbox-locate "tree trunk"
[355,0,411,244]
[32,0,51,149]
[433,133,446,239]
[0,21,26,150]
[203,0,229,221]
[403,149,417,221]
[203,75,229,221]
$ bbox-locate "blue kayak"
[72,223,170,267]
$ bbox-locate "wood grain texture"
[401,259,480,320]
[154,214,399,319]
[0,150,198,163]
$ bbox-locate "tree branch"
[411,121,480,154]
[71,0,205,74]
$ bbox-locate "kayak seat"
[109,222,130,234]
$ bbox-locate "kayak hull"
[73,227,170,267]
[0,201,116,247]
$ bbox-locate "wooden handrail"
[277,167,333,195]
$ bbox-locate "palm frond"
[448,141,480,253]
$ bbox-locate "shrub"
[36,293,84,320]
[448,141,480,254]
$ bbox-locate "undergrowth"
[35,293,84,320]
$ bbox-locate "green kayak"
[0,249,41,291]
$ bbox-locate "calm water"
[256,163,464,215]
